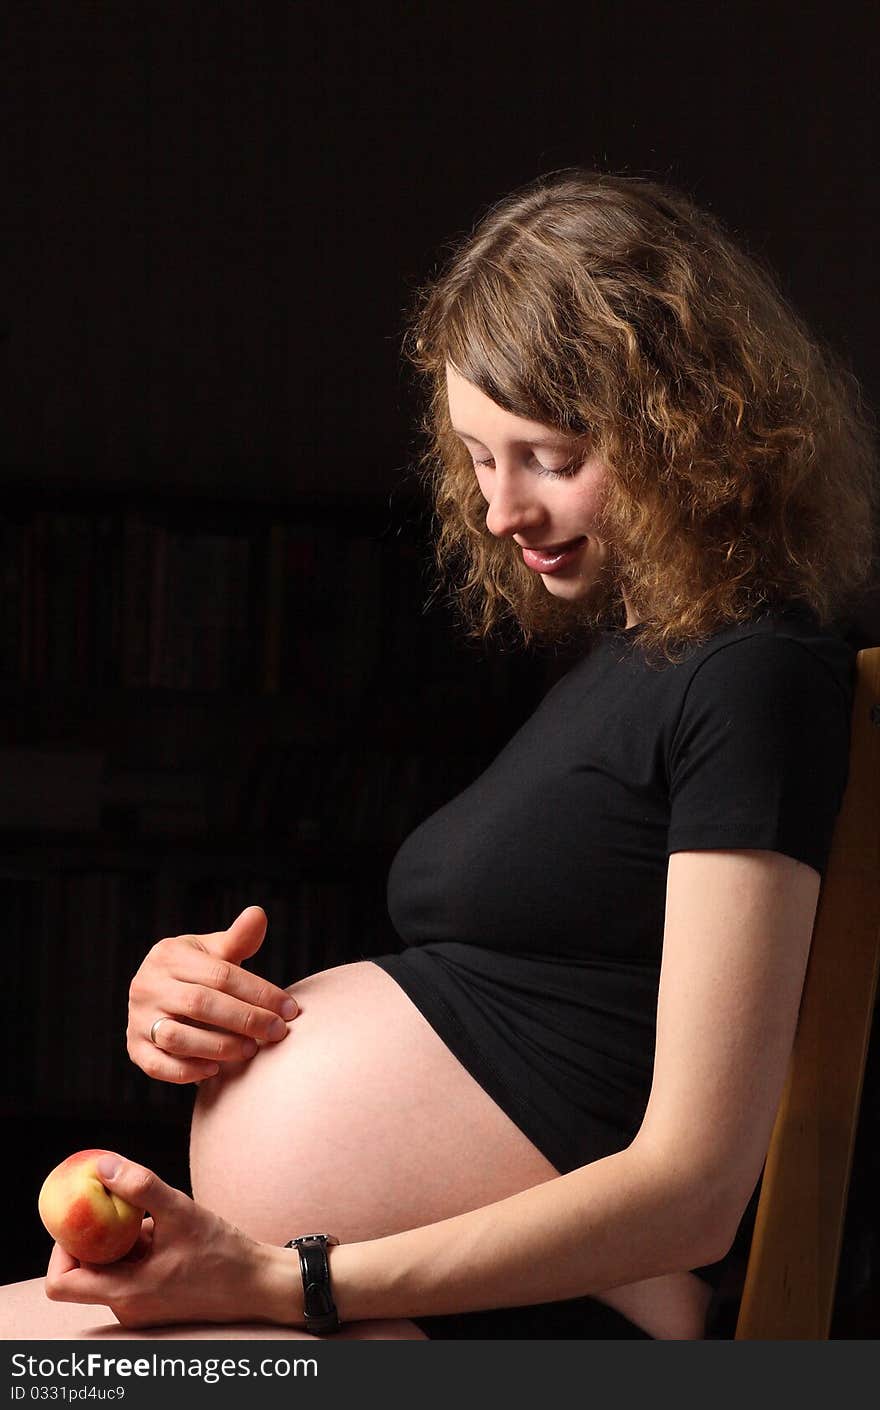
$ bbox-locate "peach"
[37,1149,143,1264]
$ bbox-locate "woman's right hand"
[126,905,300,1084]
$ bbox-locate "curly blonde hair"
[401,168,879,665]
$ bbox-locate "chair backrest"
[735,645,880,1339]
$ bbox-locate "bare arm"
[254,849,820,1323]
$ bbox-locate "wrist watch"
[284,1233,341,1334]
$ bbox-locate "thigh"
[0,1275,427,1340]
[189,960,561,1246]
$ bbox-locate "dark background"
[2,2,878,1334]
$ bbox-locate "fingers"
[140,935,299,1024]
[44,1246,125,1308]
[141,1009,292,1074]
[131,1009,296,1086]
[45,1217,150,1300]
[136,1047,223,1085]
[45,1245,137,1304]
[202,905,270,964]
[94,1155,184,1219]
[45,1242,106,1302]
[182,957,299,1028]
[167,974,296,1043]
[47,1240,79,1279]
[134,974,296,1074]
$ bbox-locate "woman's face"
[446,364,634,621]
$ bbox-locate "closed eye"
[472,454,583,480]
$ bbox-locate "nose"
[483,466,545,541]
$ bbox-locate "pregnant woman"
[5,167,875,1341]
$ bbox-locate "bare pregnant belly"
[189,960,712,1339]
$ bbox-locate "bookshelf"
[1,481,568,1281]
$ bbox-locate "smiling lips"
[520,536,588,573]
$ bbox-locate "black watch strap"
[284,1234,341,1334]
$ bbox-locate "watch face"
[286,1233,339,1246]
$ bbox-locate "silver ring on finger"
[149,1016,172,1047]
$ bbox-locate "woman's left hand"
[44,1155,293,1331]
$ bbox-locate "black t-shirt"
[370,604,856,1300]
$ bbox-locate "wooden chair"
[735,645,880,1338]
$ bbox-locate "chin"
[540,574,594,602]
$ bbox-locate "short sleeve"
[666,636,853,876]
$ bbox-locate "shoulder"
[670,611,856,734]
[661,611,855,876]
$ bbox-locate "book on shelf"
[97,873,124,1108]
[0,517,25,684]
[148,523,169,690]
[0,876,38,1108]
[45,512,93,688]
[27,514,47,685]
[121,512,156,690]
[339,534,384,704]
[203,724,266,835]
[131,522,256,693]
[92,510,123,688]
[152,528,183,691]
[263,521,285,695]
[61,872,95,1106]
[33,874,66,1104]
[225,533,252,691]
[279,524,333,696]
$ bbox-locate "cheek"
[567,480,605,527]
